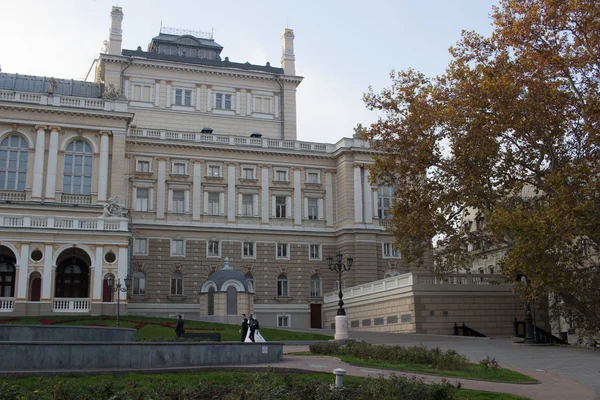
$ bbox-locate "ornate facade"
[0,7,423,328]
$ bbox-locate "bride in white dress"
[244,315,266,342]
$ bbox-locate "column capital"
[226,162,237,167]
[34,125,47,131]
[99,130,113,136]
[48,126,62,132]
[258,164,270,169]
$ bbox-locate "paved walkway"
[274,328,600,399]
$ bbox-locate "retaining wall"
[0,342,283,371]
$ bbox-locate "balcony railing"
[0,191,26,201]
[0,214,128,232]
[128,128,331,153]
[0,90,128,112]
[0,298,14,312]
[53,298,90,312]
[60,194,92,205]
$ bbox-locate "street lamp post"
[107,274,131,327]
[327,252,353,341]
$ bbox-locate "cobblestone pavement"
[282,329,600,399]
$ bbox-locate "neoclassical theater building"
[0,7,414,328]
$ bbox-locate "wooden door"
[310,304,322,329]
[30,278,41,301]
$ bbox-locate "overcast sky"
[1,0,497,143]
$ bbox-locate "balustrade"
[53,298,90,312]
[0,298,14,312]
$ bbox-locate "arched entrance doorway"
[0,246,16,298]
[29,272,42,301]
[55,248,91,298]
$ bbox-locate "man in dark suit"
[175,314,185,338]
[241,314,249,342]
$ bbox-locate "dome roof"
[200,258,253,293]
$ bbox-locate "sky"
[0,0,497,144]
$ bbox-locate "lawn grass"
[289,352,537,384]
[0,371,530,400]
[0,315,332,342]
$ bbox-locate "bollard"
[333,368,346,388]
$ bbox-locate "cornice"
[100,55,303,85]
[0,103,134,121]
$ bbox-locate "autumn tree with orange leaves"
[361,0,600,337]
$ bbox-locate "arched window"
[0,134,28,191]
[226,286,238,315]
[0,260,15,297]
[63,139,93,195]
[133,271,146,295]
[170,271,182,295]
[207,286,215,316]
[277,274,288,297]
[55,259,89,298]
[310,275,321,297]
[102,273,114,302]
[29,272,42,301]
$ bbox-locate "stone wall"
[0,325,136,342]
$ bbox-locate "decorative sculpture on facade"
[48,78,57,94]
[103,196,126,218]
[102,83,127,100]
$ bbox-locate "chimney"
[108,6,124,55]
[280,28,295,76]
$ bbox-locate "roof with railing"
[0,73,101,98]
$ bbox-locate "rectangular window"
[135,188,149,212]
[308,198,319,220]
[172,239,184,256]
[242,167,255,180]
[309,244,320,260]
[175,89,192,106]
[208,192,220,215]
[136,160,150,173]
[215,93,232,110]
[207,240,220,257]
[277,315,290,327]
[242,194,254,216]
[133,238,147,255]
[172,162,186,175]
[277,277,288,297]
[208,165,221,177]
[275,170,288,182]
[277,243,289,259]
[243,241,255,258]
[307,172,320,184]
[275,196,287,218]
[254,96,272,114]
[383,243,400,258]
[378,186,393,219]
[172,190,185,214]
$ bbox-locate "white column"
[253,194,259,216]
[286,196,292,219]
[354,166,363,223]
[16,243,29,300]
[373,190,378,219]
[150,188,155,211]
[184,190,190,213]
[238,193,243,215]
[293,169,301,224]
[41,244,53,299]
[193,163,202,220]
[363,168,373,223]
[44,127,60,201]
[326,172,334,226]
[167,188,173,213]
[236,91,241,114]
[318,198,324,220]
[93,246,104,301]
[227,164,236,222]
[97,132,110,203]
[156,160,166,219]
[219,192,225,215]
[124,80,130,99]
[274,95,279,118]
[303,198,308,219]
[246,92,252,115]
[32,126,46,199]
[195,87,201,110]
[262,167,270,223]
[118,247,128,301]
[271,196,276,218]
[154,82,160,107]
[207,88,212,111]
[166,84,171,107]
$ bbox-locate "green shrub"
[479,356,500,371]
[309,341,470,371]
